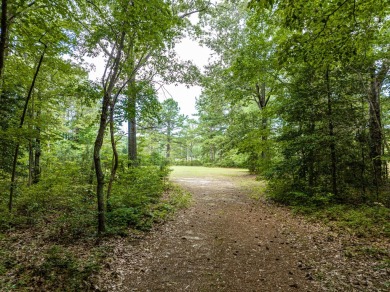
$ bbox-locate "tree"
[247,0,390,201]
[122,80,161,166]
[159,98,186,159]
[3,0,84,211]
[85,0,208,233]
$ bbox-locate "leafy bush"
[173,160,203,166]
[106,165,173,232]
[140,151,169,168]
[267,181,390,237]
[0,162,96,238]
[109,166,167,208]
[216,150,248,168]
[311,204,390,237]
[268,187,334,207]
[107,207,140,227]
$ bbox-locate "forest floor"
[97,166,390,291]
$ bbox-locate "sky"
[158,38,212,118]
[87,37,213,119]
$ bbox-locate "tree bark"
[368,67,383,192]
[93,92,109,234]
[261,116,267,159]
[93,29,126,234]
[128,116,137,163]
[28,141,33,186]
[28,94,34,186]
[127,41,138,167]
[107,103,118,210]
[33,131,41,184]
[127,88,137,166]
[33,104,41,184]
[308,121,315,189]
[254,83,269,160]
[326,68,338,198]
[166,121,171,158]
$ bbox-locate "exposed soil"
[97,168,389,291]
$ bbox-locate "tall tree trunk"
[128,117,137,163]
[368,67,383,193]
[127,41,138,167]
[33,104,41,184]
[28,141,34,186]
[261,116,267,159]
[166,122,171,158]
[254,83,270,161]
[93,92,110,234]
[107,103,118,210]
[326,68,338,198]
[308,121,315,189]
[9,43,46,211]
[33,131,41,184]
[127,88,137,166]
[360,141,367,199]
[28,96,34,186]
[93,28,126,234]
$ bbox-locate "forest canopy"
[0,0,389,289]
[0,0,389,237]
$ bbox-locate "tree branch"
[311,0,350,42]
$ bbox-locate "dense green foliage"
[195,0,390,207]
[0,0,389,289]
[0,1,203,289]
[0,0,208,231]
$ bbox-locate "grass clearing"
[170,166,249,179]
[170,166,268,201]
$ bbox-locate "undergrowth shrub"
[109,166,168,208]
[0,160,181,237]
[172,160,203,166]
[267,180,390,237]
[0,162,96,238]
[267,180,334,207]
[107,165,173,232]
[310,204,390,237]
[0,153,189,290]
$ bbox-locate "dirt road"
[98,167,389,291]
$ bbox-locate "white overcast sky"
[158,38,211,118]
[87,37,212,118]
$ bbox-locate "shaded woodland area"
[0,0,389,290]
[196,0,390,206]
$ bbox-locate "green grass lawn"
[169,166,267,200]
[170,166,249,179]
